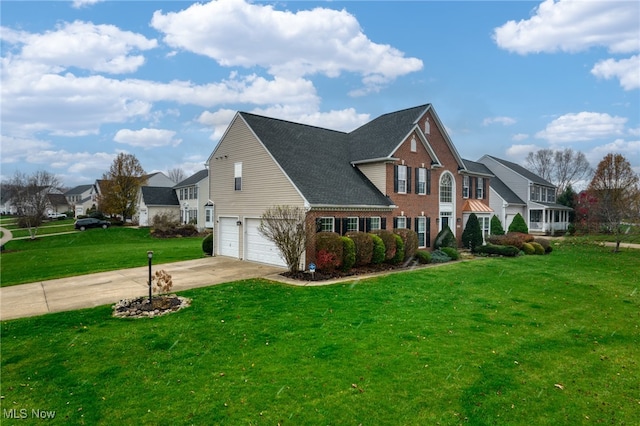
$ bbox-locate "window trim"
[397,165,407,194]
[396,216,407,229]
[462,176,470,199]
[416,216,427,248]
[346,216,359,233]
[476,177,484,199]
[319,217,335,232]
[440,173,453,203]
[417,167,427,195]
[369,216,381,231]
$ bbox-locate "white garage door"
[245,219,287,267]
[219,217,239,258]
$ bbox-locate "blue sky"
[1,0,638,188]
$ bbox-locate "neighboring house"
[65,184,98,217]
[1,189,17,215]
[208,104,493,268]
[137,187,180,227]
[145,172,176,187]
[478,155,572,234]
[173,169,212,230]
[46,193,69,215]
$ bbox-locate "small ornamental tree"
[490,215,505,235]
[258,205,307,273]
[508,213,529,234]
[434,226,457,249]
[461,213,483,252]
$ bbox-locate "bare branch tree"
[167,168,186,184]
[527,148,592,193]
[8,170,61,239]
[553,148,592,194]
[526,149,554,182]
[258,205,307,272]
[588,153,640,252]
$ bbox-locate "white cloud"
[72,0,105,9]
[506,144,540,158]
[493,0,639,55]
[482,116,516,126]
[151,0,422,93]
[114,128,182,149]
[586,138,640,166]
[4,21,157,74]
[591,55,640,91]
[535,112,627,143]
[0,136,53,163]
[512,133,530,142]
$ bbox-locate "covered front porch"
[528,202,572,235]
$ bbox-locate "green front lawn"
[0,228,205,287]
[1,242,638,425]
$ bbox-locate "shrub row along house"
[207,103,509,269]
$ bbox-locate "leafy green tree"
[461,213,484,251]
[508,213,529,234]
[557,184,577,223]
[490,215,505,235]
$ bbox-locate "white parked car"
[47,212,67,220]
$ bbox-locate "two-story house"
[173,169,212,230]
[208,104,492,268]
[65,184,98,217]
[478,155,571,234]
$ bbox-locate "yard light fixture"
[147,251,154,305]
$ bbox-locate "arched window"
[440,173,452,203]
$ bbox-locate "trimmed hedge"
[522,242,535,255]
[475,244,520,257]
[315,232,343,272]
[391,234,405,264]
[371,230,397,261]
[490,214,505,236]
[394,228,418,261]
[370,234,385,264]
[202,233,213,255]
[415,250,431,264]
[487,232,534,250]
[431,249,452,263]
[341,236,356,271]
[440,246,460,260]
[530,241,546,255]
[534,237,553,254]
[346,232,374,267]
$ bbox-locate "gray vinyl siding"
[209,116,306,257]
[356,162,387,194]
[479,156,530,202]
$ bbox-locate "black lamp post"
[147,251,153,305]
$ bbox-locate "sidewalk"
[0,257,285,321]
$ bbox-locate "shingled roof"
[240,112,394,208]
[490,176,526,205]
[175,170,208,188]
[484,155,555,187]
[141,186,179,206]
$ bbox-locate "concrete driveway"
[0,257,285,321]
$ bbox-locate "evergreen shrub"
[461,213,483,251]
[530,242,545,255]
[490,215,505,235]
[522,242,535,255]
[394,228,418,260]
[391,234,405,264]
[371,230,396,261]
[434,226,457,249]
[341,236,356,271]
[475,244,520,257]
[431,249,452,263]
[508,213,529,234]
[414,250,431,264]
[440,246,460,260]
[346,232,374,266]
[370,234,386,264]
[202,233,213,255]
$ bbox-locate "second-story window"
[440,173,452,203]
[234,162,242,191]
[463,176,470,198]
[476,177,484,199]
[417,168,427,194]
[397,165,407,193]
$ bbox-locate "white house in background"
[135,169,212,230]
[137,187,180,227]
[65,184,98,217]
[173,169,211,230]
[478,155,572,234]
[145,172,176,187]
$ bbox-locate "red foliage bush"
[315,249,340,272]
[315,232,343,271]
[487,232,533,249]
